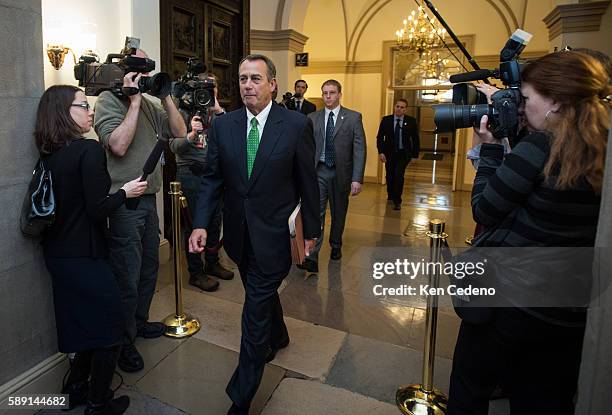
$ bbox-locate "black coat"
[42,139,126,258]
[376,114,420,159]
[286,98,316,115]
[193,103,320,275]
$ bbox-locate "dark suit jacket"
[193,103,320,275]
[309,106,367,192]
[376,114,420,159]
[287,98,316,115]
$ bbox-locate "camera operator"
[170,73,234,292]
[286,80,316,115]
[94,48,187,374]
[447,51,611,415]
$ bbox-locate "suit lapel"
[333,107,345,139]
[248,103,284,190]
[231,108,248,187]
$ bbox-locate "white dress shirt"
[320,105,341,162]
[245,100,273,141]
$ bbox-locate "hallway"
[40,181,511,415]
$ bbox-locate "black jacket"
[376,114,420,159]
[286,98,316,115]
[42,139,125,258]
[193,104,320,274]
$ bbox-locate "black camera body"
[433,29,532,139]
[74,38,171,97]
[279,92,294,108]
[171,58,216,112]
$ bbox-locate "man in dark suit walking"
[298,79,366,273]
[286,79,316,115]
[376,99,420,210]
[188,54,320,414]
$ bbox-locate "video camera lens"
[138,73,171,98]
[432,103,491,133]
[193,88,214,107]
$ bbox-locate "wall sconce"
[46,44,76,70]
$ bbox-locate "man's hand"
[379,153,386,163]
[351,181,362,196]
[123,72,142,104]
[188,116,204,141]
[211,97,224,115]
[304,239,316,256]
[189,228,208,253]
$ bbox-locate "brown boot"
[204,261,235,280]
[189,274,220,292]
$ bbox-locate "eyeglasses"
[71,103,91,111]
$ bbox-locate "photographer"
[447,51,610,415]
[285,80,316,115]
[94,48,187,374]
[170,72,234,291]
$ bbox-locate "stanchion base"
[162,313,201,338]
[396,384,447,415]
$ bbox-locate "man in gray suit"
[299,79,366,273]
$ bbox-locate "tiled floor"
[40,178,512,415]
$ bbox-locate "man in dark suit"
[188,54,320,415]
[299,79,366,273]
[376,99,420,210]
[286,79,316,115]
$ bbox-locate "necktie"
[394,118,402,152]
[296,100,301,112]
[247,117,259,178]
[324,111,335,167]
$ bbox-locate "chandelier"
[395,2,446,56]
[422,51,449,80]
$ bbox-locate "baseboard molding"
[159,238,170,264]
[0,353,69,415]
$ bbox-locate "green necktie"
[247,117,260,178]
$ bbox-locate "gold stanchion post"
[163,182,201,338]
[396,219,448,414]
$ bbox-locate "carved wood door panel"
[159,0,248,241]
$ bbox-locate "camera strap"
[121,86,140,96]
[139,99,159,140]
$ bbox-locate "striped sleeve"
[472,134,550,226]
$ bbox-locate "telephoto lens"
[138,72,171,98]
[432,103,492,133]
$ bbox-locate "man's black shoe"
[266,337,290,363]
[117,344,144,373]
[189,275,220,292]
[136,321,167,339]
[296,258,318,273]
[227,403,249,414]
[330,247,342,260]
[393,203,401,210]
[204,261,235,280]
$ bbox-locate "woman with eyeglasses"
[35,85,147,415]
[447,51,610,414]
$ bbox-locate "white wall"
[42,0,161,90]
[251,0,280,30]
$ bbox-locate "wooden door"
[159,0,249,241]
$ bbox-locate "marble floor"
[40,179,512,415]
